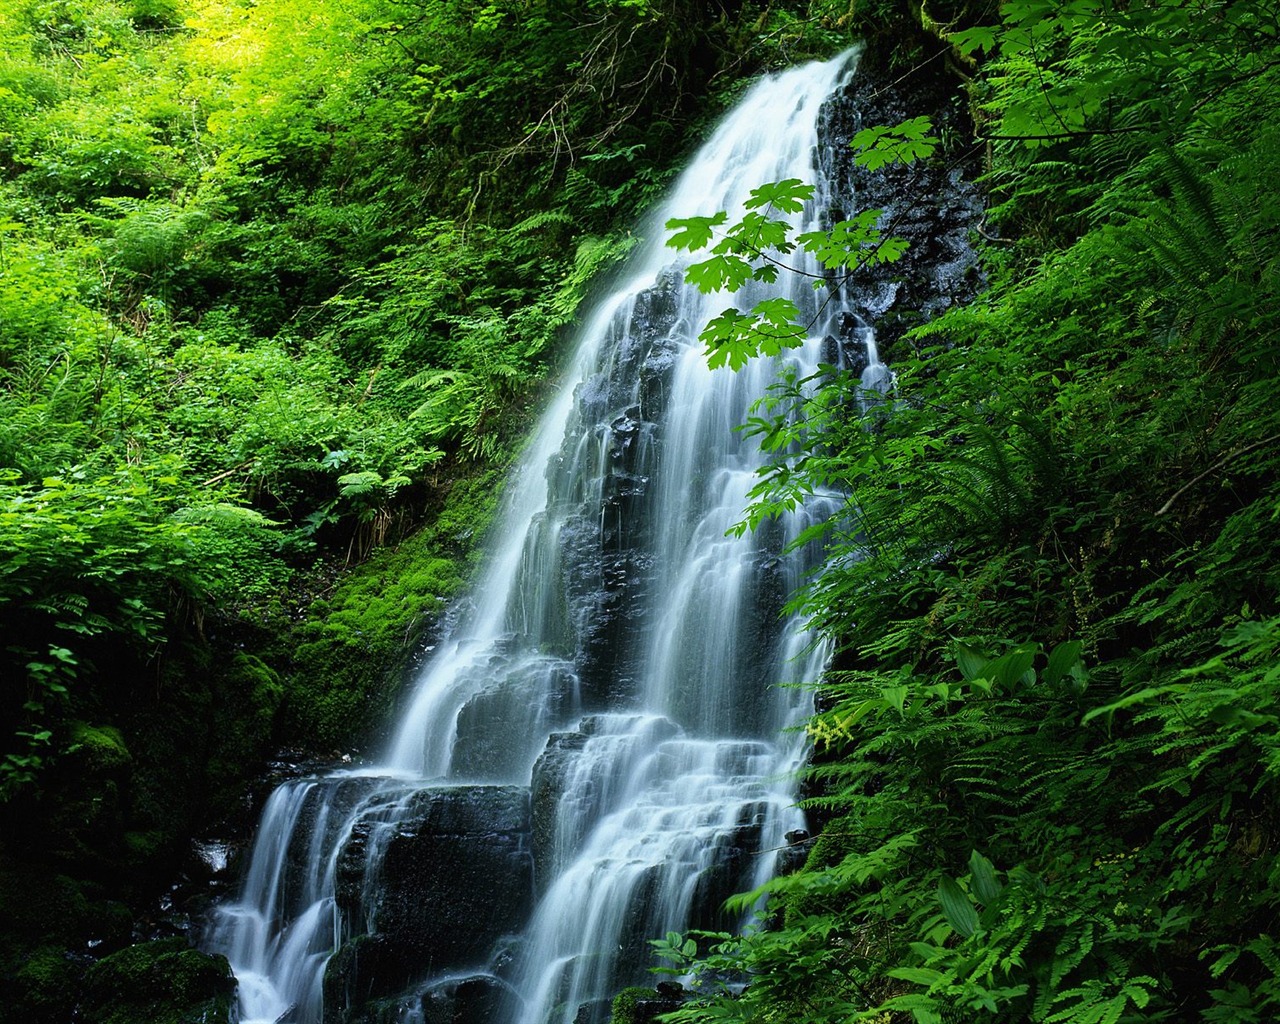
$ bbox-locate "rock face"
[813,52,984,369]
[325,786,532,1023]
[546,269,685,709]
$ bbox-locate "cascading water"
[207,48,885,1024]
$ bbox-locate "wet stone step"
[328,785,534,1019]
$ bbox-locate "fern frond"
[510,208,578,234]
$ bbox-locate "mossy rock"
[610,986,655,1024]
[80,938,235,1024]
[9,945,79,1023]
[68,722,133,775]
[123,828,169,862]
[203,651,285,813]
[0,857,137,1023]
[609,985,681,1024]
[276,460,505,754]
[283,547,461,750]
[0,861,107,947]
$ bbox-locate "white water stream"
[208,49,880,1024]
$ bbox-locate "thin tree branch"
[1154,434,1280,516]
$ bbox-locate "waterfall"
[207,48,879,1024]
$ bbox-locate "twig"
[202,461,254,488]
[975,220,1013,244]
[1154,433,1280,516]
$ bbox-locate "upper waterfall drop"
[384,49,860,780]
[207,48,868,1024]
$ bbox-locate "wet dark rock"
[814,56,984,364]
[328,784,532,1021]
[529,728,591,894]
[450,657,580,779]
[820,310,874,375]
[574,998,615,1024]
[284,777,387,888]
[688,817,766,931]
[778,828,815,875]
[555,505,650,706]
[416,973,508,1024]
[544,262,710,706]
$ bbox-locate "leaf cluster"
[666,179,911,369]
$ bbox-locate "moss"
[80,938,235,1024]
[203,652,285,813]
[10,945,79,1023]
[279,464,504,752]
[610,986,655,1024]
[123,646,283,854]
[123,828,168,861]
[116,654,217,875]
[67,723,132,775]
[0,858,135,1024]
[607,985,683,1024]
[0,860,134,947]
[284,551,458,749]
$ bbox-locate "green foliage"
[0,465,285,798]
[666,178,911,369]
[652,3,1280,1023]
[851,115,939,170]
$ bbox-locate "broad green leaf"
[852,116,939,170]
[1206,705,1275,729]
[956,642,988,682]
[987,645,1038,690]
[968,850,1002,904]
[949,25,998,55]
[1081,685,1183,725]
[665,212,727,251]
[874,236,911,263]
[887,966,947,986]
[728,211,794,251]
[751,296,801,330]
[743,178,814,213]
[684,254,754,294]
[938,876,978,937]
[1044,640,1084,685]
[882,685,909,714]
[878,993,943,1024]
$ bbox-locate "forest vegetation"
[0,0,1277,1021]
[0,0,824,1016]
[648,1,1280,1023]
